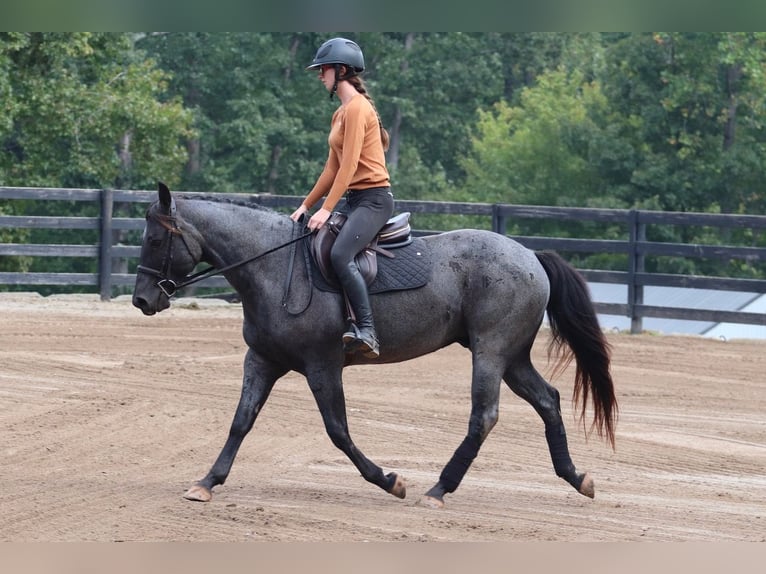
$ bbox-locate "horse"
[132,182,617,508]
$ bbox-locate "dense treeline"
[2,32,766,284]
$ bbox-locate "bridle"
[136,202,312,299]
[135,199,192,297]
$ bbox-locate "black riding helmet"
[307,37,365,98]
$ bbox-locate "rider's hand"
[307,208,331,231]
[290,205,308,222]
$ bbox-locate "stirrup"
[342,322,360,345]
[342,324,380,358]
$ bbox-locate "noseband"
[136,201,196,297]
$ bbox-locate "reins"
[281,215,315,315]
[137,217,312,298]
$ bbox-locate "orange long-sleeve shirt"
[302,94,390,213]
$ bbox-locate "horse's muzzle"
[132,291,169,316]
[132,293,156,315]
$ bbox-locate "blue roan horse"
[133,183,617,508]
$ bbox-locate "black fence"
[2,186,765,333]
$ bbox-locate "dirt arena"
[1,292,764,542]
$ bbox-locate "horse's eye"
[150,238,163,247]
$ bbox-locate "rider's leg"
[330,188,393,358]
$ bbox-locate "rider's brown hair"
[346,74,389,152]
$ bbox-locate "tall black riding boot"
[339,264,379,359]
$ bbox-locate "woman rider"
[290,37,394,359]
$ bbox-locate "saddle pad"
[312,237,431,294]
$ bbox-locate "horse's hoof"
[416,495,445,509]
[387,473,407,499]
[183,484,213,502]
[578,473,595,499]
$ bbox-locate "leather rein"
[136,209,312,300]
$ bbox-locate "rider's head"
[307,37,365,98]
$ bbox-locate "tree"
[0,33,195,288]
[0,32,193,190]
[136,32,331,195]
[600,32,766,216]
[377,33,607,200]
[460,68,612,207]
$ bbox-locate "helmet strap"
[329,64,341,100]
[329,64,357,100]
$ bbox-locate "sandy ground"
[0,292,764,542]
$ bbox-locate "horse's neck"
[180,199,291,269]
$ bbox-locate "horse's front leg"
[184,348,287,502]
[306,364,406,499]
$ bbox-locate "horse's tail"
[535,250,618,449]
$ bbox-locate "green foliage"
[0,32,193,190]
[459,67,614,208]
[0,32,195,278]
[601,33,766,215]
[390,145,451,200]
[135,32,327,194]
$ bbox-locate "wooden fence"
[2,186,765,333]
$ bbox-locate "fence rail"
[2,186,765,333]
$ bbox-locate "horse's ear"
[158,182,172,214]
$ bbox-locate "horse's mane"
[178,193,279,214]
[147,193,285,233]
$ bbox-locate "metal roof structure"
[587,283,766,341]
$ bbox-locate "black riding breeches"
[330,187,394,282]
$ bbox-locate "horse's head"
[132,182,202,315]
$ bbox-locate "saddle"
[311,211,413,288]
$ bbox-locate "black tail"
[535,250,618,449]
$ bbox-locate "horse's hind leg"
[184,349,286,502]
[420,360,503,509]
[306,367,406,499]
[504,359,594,498]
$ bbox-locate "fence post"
[627,209,645,334]
[98,188,114,301]
[492,204,506,235]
